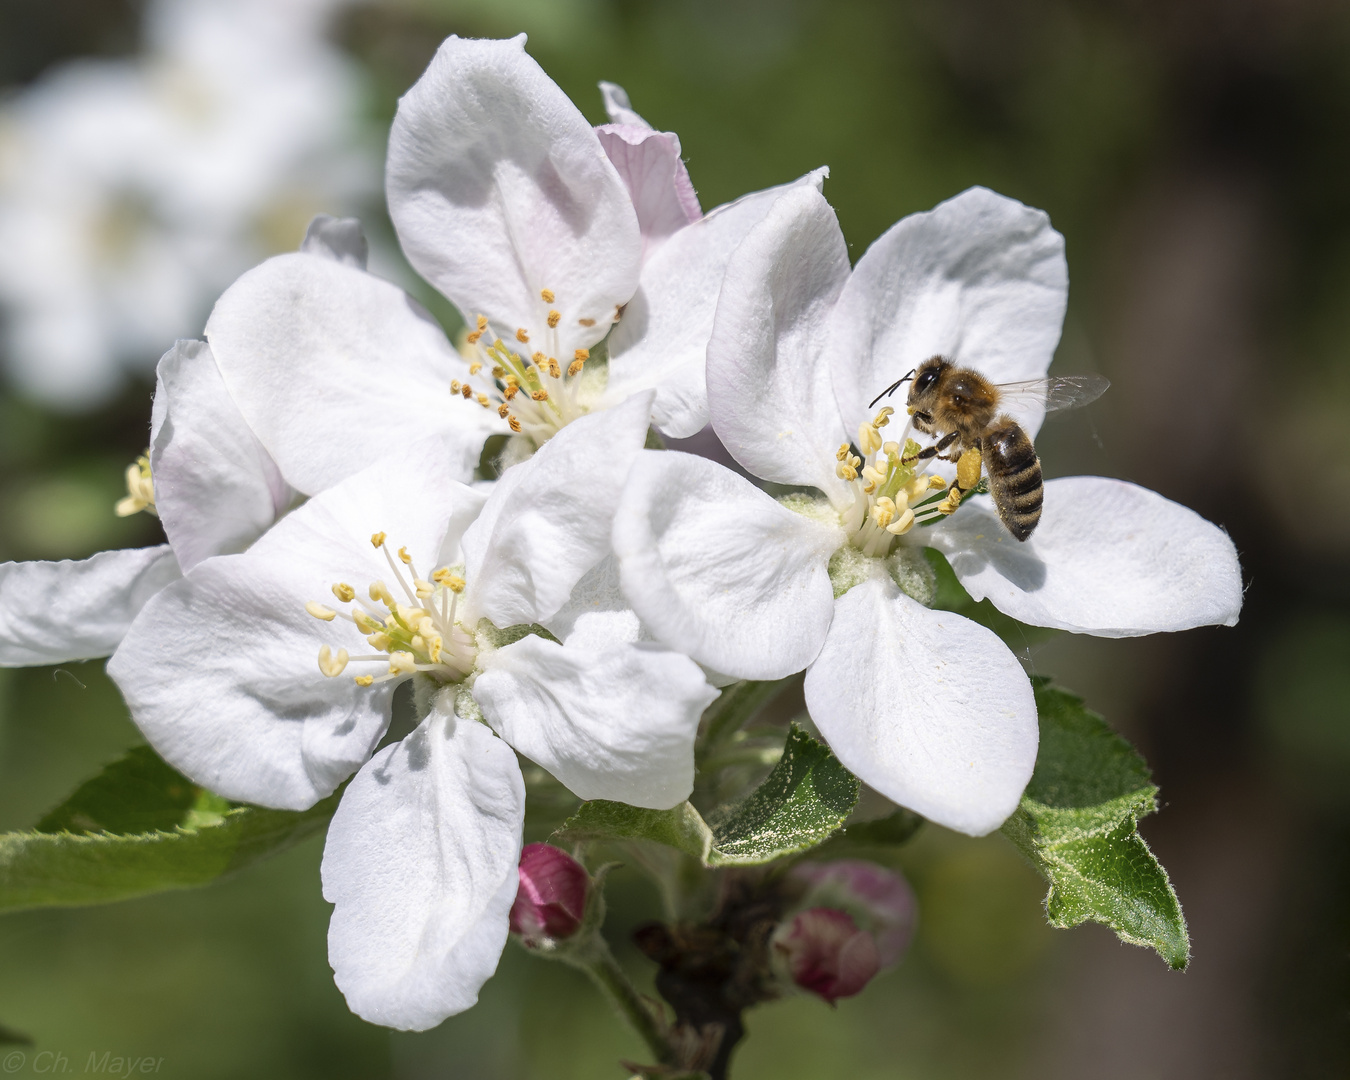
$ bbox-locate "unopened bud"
[775,859,917,1003]
[777,907,880,1004]
[509,843,589,946]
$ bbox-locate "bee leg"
[911,431,961,462]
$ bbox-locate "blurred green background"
[1,0,1348,1076]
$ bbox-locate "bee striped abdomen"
[982,417,1043,542]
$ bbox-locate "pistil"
[306,532,478,687]
[454,287,601,446]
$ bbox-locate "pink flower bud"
[789,859,916,967]
[774,860,917,1003]
[778,907,881,1004]
[509,843,589,945]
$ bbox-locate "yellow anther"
[871,497,897,529]
[885,507,916,535]
[398,546,413,565]
[498,402,510,418]
[354,675,374,687]
[396,603,429,627]
[836,442,851,462]
[428,636,443,663]
[882,441,899,457]
[858,423,882,456]
[318,645,349,677]
[115,453,156,518]
[547,310,561,328]
[369,580,396,606]
[465,331,482,345]
[414,578,435,599]
[469,361,483,375]
[540,289,555,304]
[516,328,530,343]
[353,610,382,634]
[836,461,859,482]
[371,532,387,548]
[477,394,490,407]
[531,389,549,402]
[956,447,983,491]
[509,416,522,433]
[418,616,437,637]
[504,384,520,400]
[332,582,356,603]
[568,359,584,377]
[388,652,417,676]
[574,348,589,363]
[461,384,474,399]
[861,465,886,487]
[434,573,466,593]
[491,365,505,378]
[305,601,337,622]
[872,406,894,428]
[450,380,461,393]
[532,351,545,365]
[476,314,488,330]
[547,357,560,378]
[578,317,595,327]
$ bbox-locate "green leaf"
[706,724,859,865]
[1003,680,1189,969]
[554,726,859,867]
[553,800,714,863]
[0,747,339,913]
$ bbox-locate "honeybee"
[870,356,1109,541]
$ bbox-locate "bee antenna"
[868,369,915,409]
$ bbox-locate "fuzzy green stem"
[563,935,673,1066]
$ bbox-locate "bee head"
[907,356,950,406]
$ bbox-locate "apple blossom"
[614,183,1243,836]
[108,394,716,1028]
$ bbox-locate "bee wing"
[995,375,1110,415]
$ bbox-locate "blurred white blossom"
[0,0,376,408]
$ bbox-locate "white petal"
[150,339,294,572]
[607,169,828,440]
[827,187,1068,438]
[804,578,1037,836]
[462,392,653,628]
[595,124,701,264]
[387,35,641,358]
[300,214,369,269]
[206,252,492,496]
[474,631,715,808]
[613,450,841,680]
[0,546,180,666]
[322,709,524,1031]
[926,476,1244,636]
[109,447,487,809]
[706,181,851,500]
[598,80,651,128]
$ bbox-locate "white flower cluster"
[0,35,1242,1030]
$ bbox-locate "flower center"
[305,532,477,687]
[115,451,157,518]
[833,408,983,559]
[453,287,607,447]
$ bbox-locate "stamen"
[547,310,561,328]
[332,583,356,602]
[369,580,396,607]
[305,601,337,622]
[578,317,595,327]
[388,652,417,676]
[540,289,555,304]
[398,546,412,565]
[516,328,530,343]
[318,645,349,677]
[354,675,374,686]
[370,532,387,549]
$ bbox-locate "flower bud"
[777,906,881,1004]
[774,859,917,1003]
[509,843,589,946]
